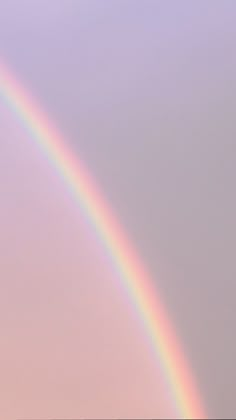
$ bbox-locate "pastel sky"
[0,102,173,419]
[1,1,236,418]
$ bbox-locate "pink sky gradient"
[0,102,173,419]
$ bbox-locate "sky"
[0,0,236,418]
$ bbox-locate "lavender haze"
[1,0,236,418]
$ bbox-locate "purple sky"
[1,1,236,417]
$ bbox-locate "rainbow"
[0,62,207,419]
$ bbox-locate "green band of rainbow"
[0,62,207,419]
